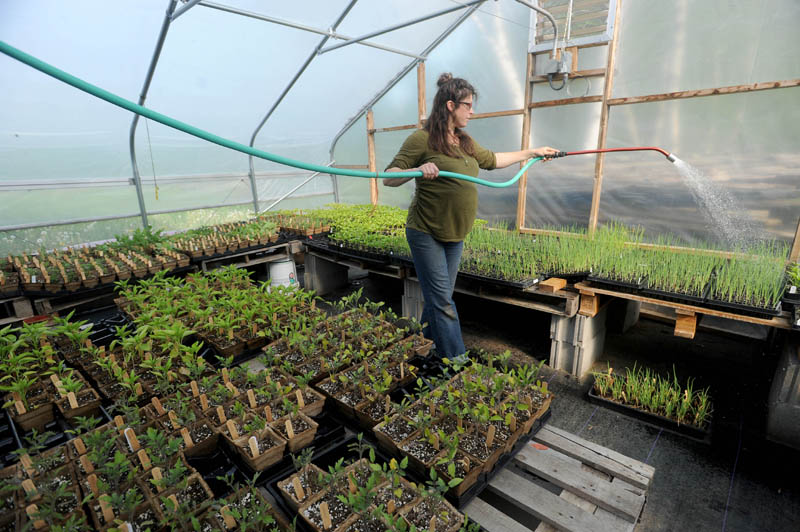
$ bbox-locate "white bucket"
[269,258,298,290]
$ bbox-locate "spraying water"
[670,156,759,249]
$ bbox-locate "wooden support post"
[790,216,800,263]
[417,62,427,128]
[674,310,697,339]
[367,109,378,205]
[579,290,601,317]
[588,0,622,234]
[516,52,535,231]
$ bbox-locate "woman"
[384,73,558,360]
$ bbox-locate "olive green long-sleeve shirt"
[386,129,496,242]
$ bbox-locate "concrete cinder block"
[606,299,641,334]
[402,278,424,321]
[767,342,800,449]
[303,254,348,296]
[549,305,608,377]
[550,304,608,345]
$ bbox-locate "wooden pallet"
[0,295,34,326]
[465,424,654,532]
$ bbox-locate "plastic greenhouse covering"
[1,0,799,255]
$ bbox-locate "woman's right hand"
[417,162,440,180]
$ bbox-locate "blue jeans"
[406,227,466,359]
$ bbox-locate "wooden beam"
[531,68,606,83]
[517,53,535,231]
[607,78,800,107]
[575,282,791,329]
[331,164,369,169]
[366,109,378,206]
[372,124,417,134]
[417,62,426,129]
[790,216,800,263]
[472,109,525,119]
[530,95,603,109]
[588,0,622,234]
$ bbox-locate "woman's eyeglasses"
[455,100,473,110]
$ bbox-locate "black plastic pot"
[457,270,537,290]
[587,387,711,443]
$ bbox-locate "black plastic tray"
[641,286,707,306]
[457,270,537,290]
[587,387,711,443]
[700,296,782,319]
[586,274,646,294]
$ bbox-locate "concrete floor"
[317,268,800,532]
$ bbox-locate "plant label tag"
[152,467,163,491]
[510,414,517,432]
[264,405,273,422]
[226,420,240,440]
[222,368,230,384]
[14,400,25,415]
[151,397,166,416]
[791,286,797,294]
[73,437,86,455]
[100,497,115,523]
[180,427,194,448]
[247,389,257,409]
[67,391,79,410]
[295,389,305,409]
[348,474,357,494]
[167,494,179,510]
[429,516,437,532]
[80,454,94,474]
[216,406,227,424]
[387,499,396,514]
[226,382,238,396]
[285,419,295,440]
[87,474,100,496]
[168,410,181,429]
[21,479,37,496]
[137,449,151,470]
[26,504,46,529]
[320,501,332,530]
[220,505,237,529]
[124,427,141,452]
[463,455,471,473]
[114,415,125,429]
[248,436,260,457]
[188,380,200,397]
[200,394,209,410]
[134,382,143,396]
[486,424,496,448]
[291,476,306,501]
[20,453,34,473]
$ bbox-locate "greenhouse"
[1,0,799,531]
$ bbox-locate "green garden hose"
[0,40,543,188]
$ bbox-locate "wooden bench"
[465,424,655,532]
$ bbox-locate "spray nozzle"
[545,151,568,159]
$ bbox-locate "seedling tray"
[641,286,707,306]
[586,274,646,294]
[443,408,552,510]
[457,270,537,290]
[700,296,782,319]
[541,270,589,284]
[588,387,711,443]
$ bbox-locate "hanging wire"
[143,118,159,200]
